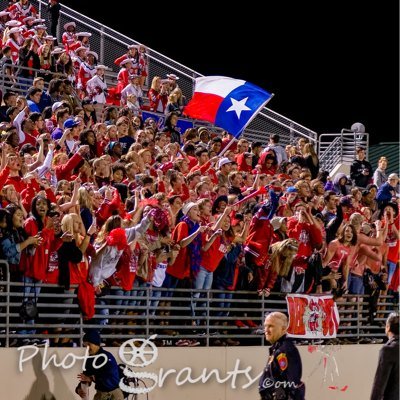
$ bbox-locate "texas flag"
[184,76,273,137]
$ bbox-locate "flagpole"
[218,93,274,157]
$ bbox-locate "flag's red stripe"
[184,92,223,123]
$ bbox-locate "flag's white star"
[226,97,251,119]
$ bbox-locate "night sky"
[61,0,399,145]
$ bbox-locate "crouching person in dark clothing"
[76,329,124,400]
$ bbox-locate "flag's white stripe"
[194,76,246,98]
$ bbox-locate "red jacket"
[244,208,274,267]
[54,153,83,181]
[236,153,253,172]
[95,190,128,227]
[287,218,323,261]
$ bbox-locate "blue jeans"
[96,298,109,326]
[192,267,213,319]
[128,280,147,313]
[162,273,180,298]
[213,285,233,317]
[348,274,364,295]
[112,288,130,315]
[387,261,397,286]
[148,286,163,316]
[20,276,41,335]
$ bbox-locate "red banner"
[286,294,340,338]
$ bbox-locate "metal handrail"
[318,132,369,172]
[0,272,396,347]
[258,111,317,143]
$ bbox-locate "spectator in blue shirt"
[26,87,42,113]
[33,77,52,112]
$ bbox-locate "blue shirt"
[38,92,52,112]
[27,100,41,114]
[84,348,121,392]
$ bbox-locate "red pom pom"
[106,228,128,250]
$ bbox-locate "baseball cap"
[218,157,232,169]
[82,329,101,346]
[63,118,80,129]
[51,101,64,112]
[270,216,286,231]
[182,202,198,216]
[286,186,298,193]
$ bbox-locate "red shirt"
[168,183,190,202]
[21,217,54,281]
[326,240,352,272]
[44,238,63,284]
[166,221,190,279]
[287,218,323,259]
[109,243,139,291]
[201,234,231,272]
[386,217,400,263]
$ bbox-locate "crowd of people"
[0,0,398,348]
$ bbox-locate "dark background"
[61,0,399,145]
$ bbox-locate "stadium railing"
[0,260,395,347]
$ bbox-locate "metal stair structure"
[318,132,370,173]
